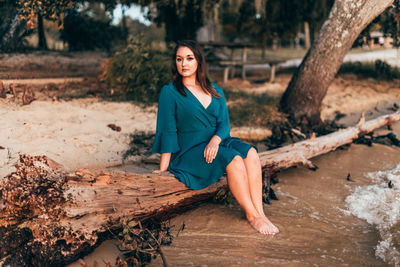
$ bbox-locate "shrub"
[339,60,400,80]
[105,36,171,104]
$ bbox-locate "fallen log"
[1,111,400,266]
[259,111,400,172]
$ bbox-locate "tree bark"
[37,13,48,50]
[280,0,394,125]
[304,21,311,49]
[1,111,400,266]
[213,2,220,41]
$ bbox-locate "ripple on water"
[346,164,400,266]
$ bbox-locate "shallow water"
[147,143,400,267]
[69,142,400,267]
[346,163,400,266]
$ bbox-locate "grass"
[243,46,394,61]
[224,89,286,128]
[338,60,400,81]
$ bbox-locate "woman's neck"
[182,75,198,87]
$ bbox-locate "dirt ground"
[0,51,106,79]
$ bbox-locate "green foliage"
[220,0,333,45]
[60,10,125,51]
[379,0,400,47]
[339,60,400,81]
[17,0,78,27]
[154,0,204,42]
[105,36,171,104]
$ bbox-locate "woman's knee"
[227,155,246,173]
[245,147,261,167]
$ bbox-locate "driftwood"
[260,111,400,172]
[1,111,400,266]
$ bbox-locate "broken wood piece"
[0,80,6,98]
[10,84,17,98]
[107,124,121,132]
[22,88,34,105]
[291,128,306,138]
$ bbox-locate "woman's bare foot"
[248,216,279,235]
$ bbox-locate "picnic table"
[199,41,286,84]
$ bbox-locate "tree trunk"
[213,2,220,41]
[304,21,311,49]
[37,13,48,50]
[261,34,267,59]
[121,5,128,44]
[280,0,394,125]
[272,38,278,50]
[0,12,26,52]
[1,111,400,266]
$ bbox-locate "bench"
[218,59,286,84]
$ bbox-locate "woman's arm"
[215,85,230,141]
[153,152,172,173]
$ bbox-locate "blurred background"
[0,0,398,53]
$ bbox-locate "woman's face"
[175,46,198,79]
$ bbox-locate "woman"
[152,40,279,235]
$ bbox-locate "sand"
[0,96,157,178]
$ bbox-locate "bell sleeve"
[152,85,180,154]
[214,84,231,141]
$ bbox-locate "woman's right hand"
[204,135,221,164]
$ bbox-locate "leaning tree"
[280,0,395,126]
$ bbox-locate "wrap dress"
[152,82,256,190]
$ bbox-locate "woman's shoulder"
[160,83,179,96]
[211,82,224,95]
[161,82,175,92]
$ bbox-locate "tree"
[153,0,204,42]
[280,0,395,126]
[296,0,334,49]
[16,0,79,50]
[0,0,30,52]
[60,9,124,51]
[379,0,400,47]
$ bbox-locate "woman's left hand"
[204,136,221,164]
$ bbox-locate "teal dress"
[152,82,256,190]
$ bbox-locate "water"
[346,164,400,266]
[70,138,400,266]
[146,143,400,266]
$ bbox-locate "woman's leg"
[226,155,276,235]
[243,147,279,234]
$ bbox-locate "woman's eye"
[188,57,194,61]
[176,58,182,62]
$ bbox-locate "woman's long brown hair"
[172,40,220,98]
